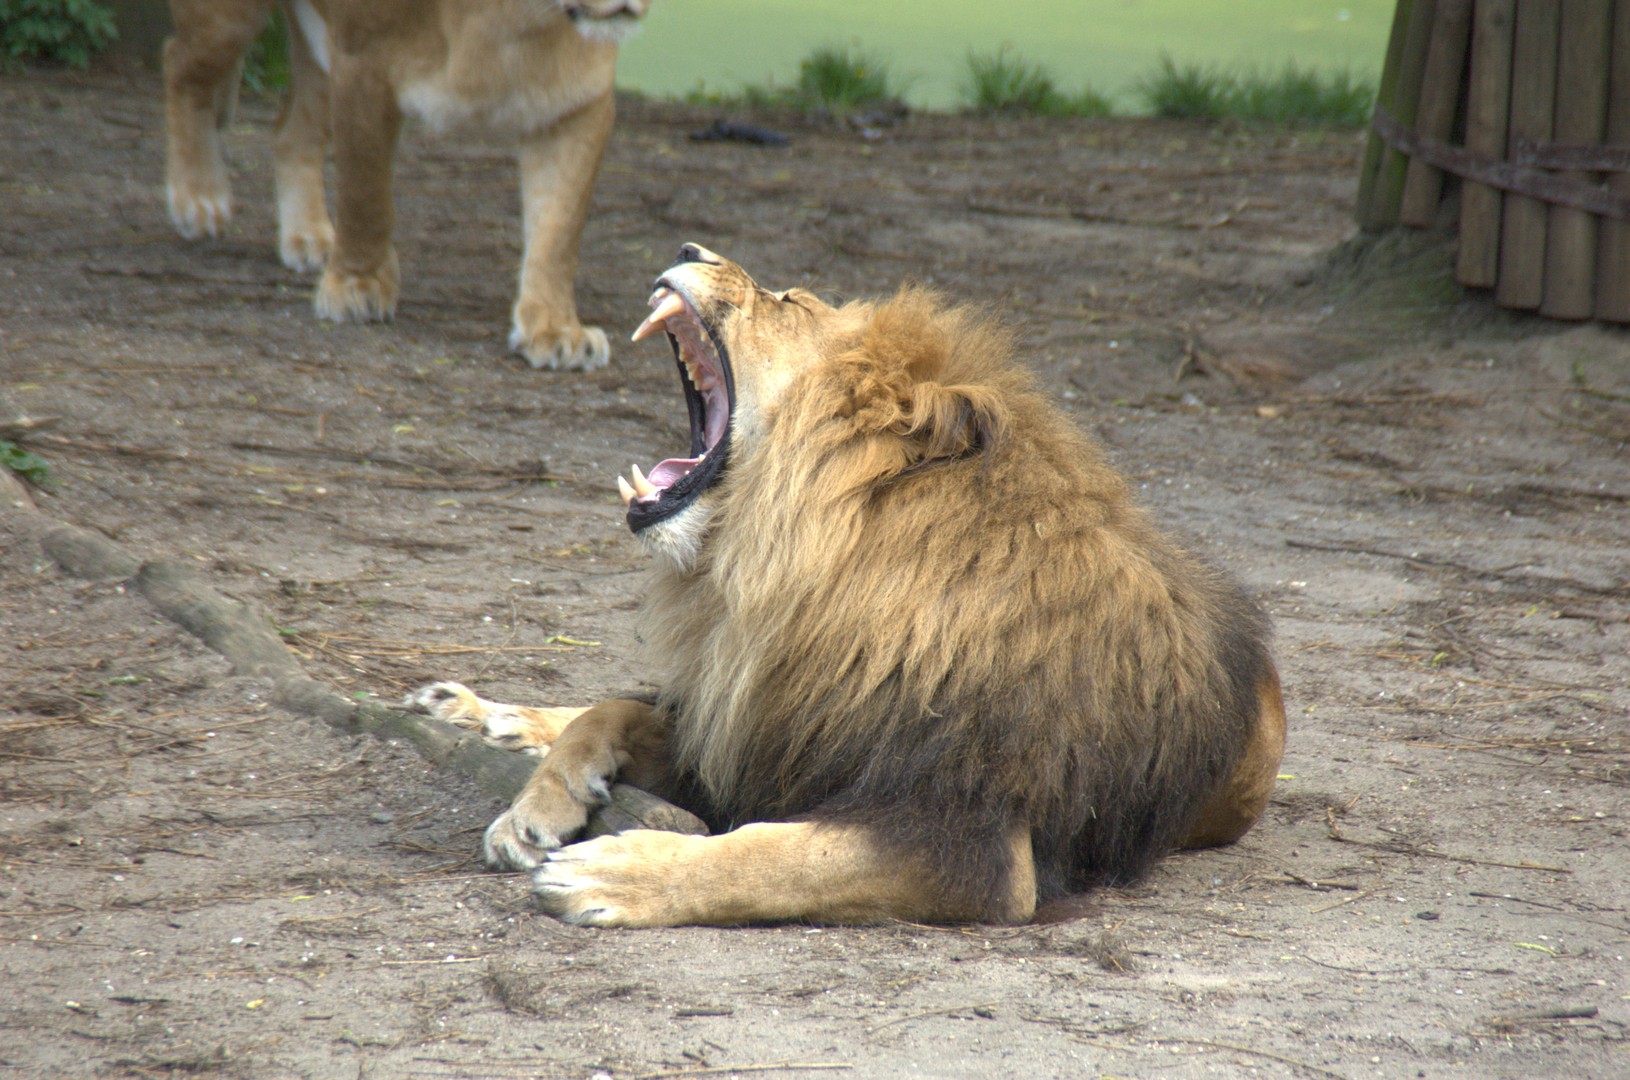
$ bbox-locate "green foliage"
[683,45,1367,127]
[1228,62,1374,126]
[1134,55,1233,120]
[242,10,290,95]
[795,43,898,113]
[0,0,116,70]
[1135,54,1374,125]
[0,439,52,488]
[962,45,1113,118]
[684,43,901,116]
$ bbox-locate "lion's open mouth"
[619,280,733,533]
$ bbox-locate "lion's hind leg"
[404,681,583,755]
[1180,669,1288,849]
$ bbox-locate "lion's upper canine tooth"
[631,290,687,343]
[617,475,636,507]
[629,463,657,497]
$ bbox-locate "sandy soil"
[2,62,1628,1079]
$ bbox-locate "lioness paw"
[167,183,231,240]
[315,258,399,323]
[531,831,695,927]
[279,221,334,273]
[509,317,610,371]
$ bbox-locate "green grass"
[1,439,52,488]
[242,10,290,95]
[685,42,902,115]
[1135,54,1374,125]
[686,44,1371,127]
[961,45,1112,117]
[1228,62,1374,126]
[796,43,898,112]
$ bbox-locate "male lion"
[162,0,650,369]
[412,244,1287,926]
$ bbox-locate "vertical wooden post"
[1358,0,1422,228]
[1540,0,1614,318]
[1456,0,1517,287]
[1596,1,1630,319]
[1401,0,1475,226]
[1496,0,1562,310]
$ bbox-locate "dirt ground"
[3,60,1628,1079]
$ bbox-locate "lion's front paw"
[403,681,482,729]
[531,831,697,927]
[482,779,594,870]
[509,312,610,371]
[315,255,399,322]
[167,181,231,240]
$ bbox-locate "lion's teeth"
[617,475,636,507]
[684,360,701,386]
[631,290,687,343]
[629,463,657,497]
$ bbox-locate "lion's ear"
[895,381,1006,465]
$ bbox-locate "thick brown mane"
[639,286,1274,914]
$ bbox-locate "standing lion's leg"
[482,698,670,869]
[314,54,402,322]
[508,91,615,370]
[1180,669,1287,849]
[163,0,271,239]
[531,820,1038,928]
[271,0,334,272]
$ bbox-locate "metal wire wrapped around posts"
[1355,0,1630,321]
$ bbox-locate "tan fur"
[163,0,648,369]
[403,680,581,755]
[422,246,1286,927]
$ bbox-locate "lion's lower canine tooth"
[630,464,657,497]
[617,475,636,506]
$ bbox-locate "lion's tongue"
[648,456,699,489]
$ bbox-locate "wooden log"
[35,523,704,832]
[1457,0,1518,286]
[1369,0,1442,228]
[1541,0,1614,318]
[1497,0,1562,310]
[1357,0,1422,227]
[1400,0,1476,226]
[1596,1,1630,320]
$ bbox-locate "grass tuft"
[683,46,1369,127]
[1134,55,1233,120]
[683,43,900,116]
[962,46,1114,118]
[1229,62,1375,126]
[1136,54,1374,125]
[795,43,899,113]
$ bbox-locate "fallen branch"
[28,516,704,836]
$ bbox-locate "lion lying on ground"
[409,244,1287,926]
[162,0,650,369]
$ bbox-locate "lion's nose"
[677,243,723,266]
